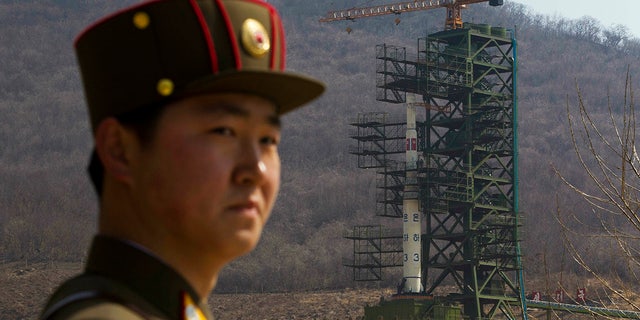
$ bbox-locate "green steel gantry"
[347,25,525,319]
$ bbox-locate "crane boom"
[320,0,503,30]
[319,0,445,22]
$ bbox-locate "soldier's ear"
[94,117,138,185]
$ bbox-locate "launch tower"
[347,24,524,319]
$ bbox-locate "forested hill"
[1,0,639,293]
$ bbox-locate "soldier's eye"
[210,127,235,136]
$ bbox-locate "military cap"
[75,0,325,132]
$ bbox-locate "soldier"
[40,0,324,319]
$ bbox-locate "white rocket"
[402,95,423,293]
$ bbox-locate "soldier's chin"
[224,230,263,259]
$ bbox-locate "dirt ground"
[209,289,389,320]
[6,262,640,320]
[1,261,390,320]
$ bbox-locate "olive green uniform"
[41,236,214,320]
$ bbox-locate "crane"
[319,0,503,30]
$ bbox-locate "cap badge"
[241,18,270,58]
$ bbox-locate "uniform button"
[157,78,174,96]
[133,12,150,30]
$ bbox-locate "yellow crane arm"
[319,0,503,30]
[319,0,447,22]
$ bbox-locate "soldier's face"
[130,93,281,262]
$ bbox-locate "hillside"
[3,0,640,319]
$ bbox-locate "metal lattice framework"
[343,225,403,281]
[348,26,526,319]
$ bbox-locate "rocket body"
[402,102,423,293]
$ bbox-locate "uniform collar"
[85,235,214,320]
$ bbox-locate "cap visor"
[185,71,325,114]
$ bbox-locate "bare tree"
[571,16,602,43]
[554,69,640,311]
[602,24,630,49]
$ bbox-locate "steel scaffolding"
[348,25,524,319]
[343,225,403,281]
